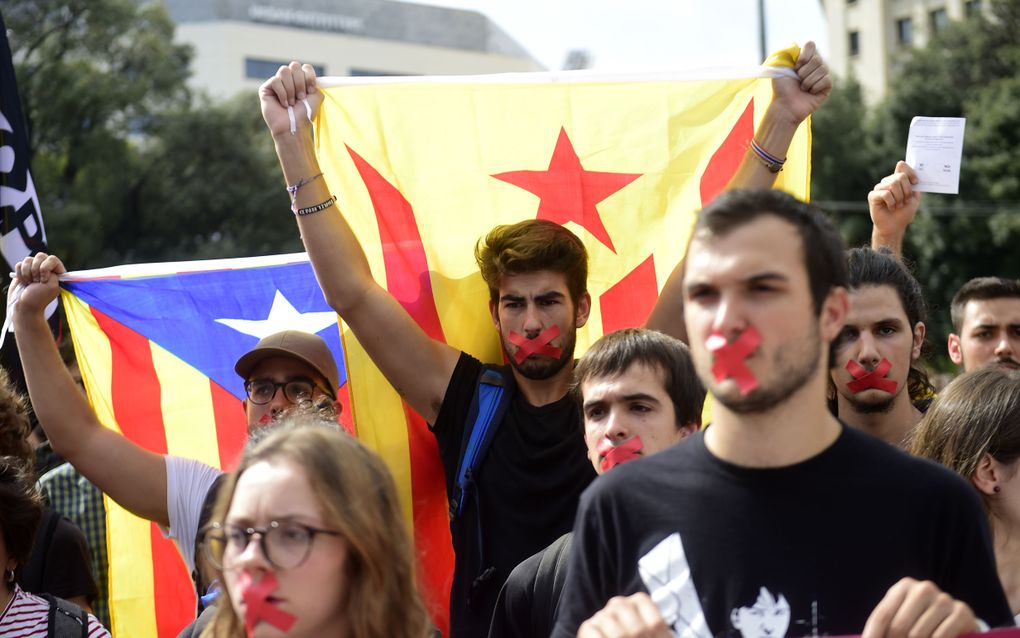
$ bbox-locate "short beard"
[846,393,896,414]
[502,328,576,380]
[712,324,821,415]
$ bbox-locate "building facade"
[160,0,543,99]
[822,0,987,105]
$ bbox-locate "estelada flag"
[59,254,352,637]
[313,51,810,633]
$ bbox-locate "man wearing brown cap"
[8,252,343,602]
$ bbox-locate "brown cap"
[234,331,340,398]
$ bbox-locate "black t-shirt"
[553,426,1013,637]
[488,532,573,638]
[19,507,97,604]
[432,352,596,638]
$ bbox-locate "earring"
[994,486,1002,494]
[5,568,13,583]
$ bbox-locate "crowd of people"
[1,41,1019,638]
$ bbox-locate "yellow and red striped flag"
[315,56,810,634]
[61,56,809,637]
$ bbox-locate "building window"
[930,8,949,34]
[896,18,913,46]
[245,58,325,80]
[966,0,982,17]
[848,30,860,57]
[847,0,857,4]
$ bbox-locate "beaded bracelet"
[287,172,324,213]
[295,195,337,217]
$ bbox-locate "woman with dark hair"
[0,456,109,636]
[910,367,1020,621]
[199,420,430,638]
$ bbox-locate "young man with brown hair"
[260,46,831,636]
[553,189,1012,638]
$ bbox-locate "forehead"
[846,285,908,325]
[498,270,571,297]
[229,459,324,522]
[962,297,1020,329]
[248,356,322,383]
[684,216,806,287]
[581,362,668,401]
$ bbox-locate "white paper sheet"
[904,116,966,194]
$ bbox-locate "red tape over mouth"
[845,358,898,394]
[240,572,297,636]
[508,325,562,364]
[596,436,644,472]
[705,326,761,396]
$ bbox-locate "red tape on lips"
[239,572,297,636]
[845,358,898,394]
[596,436,644,472]
[705,326,761,396]
[508,325,562,364]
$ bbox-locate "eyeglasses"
[202,520,342,571]
[243,378,328,406]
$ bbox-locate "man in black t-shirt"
[488,329,705,638]
[554,189,1013,638]
[263,45,833,638]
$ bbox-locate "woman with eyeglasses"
[910,367,1020,623]
[198,419,430,638]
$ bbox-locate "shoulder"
[835,426,980,504]
[3,588,49,633]
[164,455,223,492]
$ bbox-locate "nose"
[604,408,630,442]
[522,302,543,336]
[709,294,746,339]
[267,385,291,413]
[233,531,271,572]
[856,332,881,367]
[995,335,1015,358]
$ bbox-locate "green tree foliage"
[5,0,295,268]
[810,75,877,248]
[812,0,1020,365]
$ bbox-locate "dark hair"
[572,328,706,428]
[0,456,43,571]
[950,277,1020,333]
[475,219,588,304]
[692,189,847,314]
[910,368,1020,515]
[831,247,935,406]
[0,368,33,469]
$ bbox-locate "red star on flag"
[492,127,642,253]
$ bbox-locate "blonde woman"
[200,421,429,638]
[910,367,1020,623]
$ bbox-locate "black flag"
[0,9,55,389]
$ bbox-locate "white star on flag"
[214,290,338,339]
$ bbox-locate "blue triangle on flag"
[63,261,345,401]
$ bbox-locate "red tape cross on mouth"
[240,572,297,636]
[508,325,562,364]
[845,359,898,394]
[596,436,644,472]
[706,326,761,396]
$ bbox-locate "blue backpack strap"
[451,366,515,519]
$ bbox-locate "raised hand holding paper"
[904,116,966,194]
[706,326,762,396]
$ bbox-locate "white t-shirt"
[161,455,223,572]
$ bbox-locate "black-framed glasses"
[202,520,341,571]
[243,378,328,406]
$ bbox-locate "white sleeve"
[161,455,223,573]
